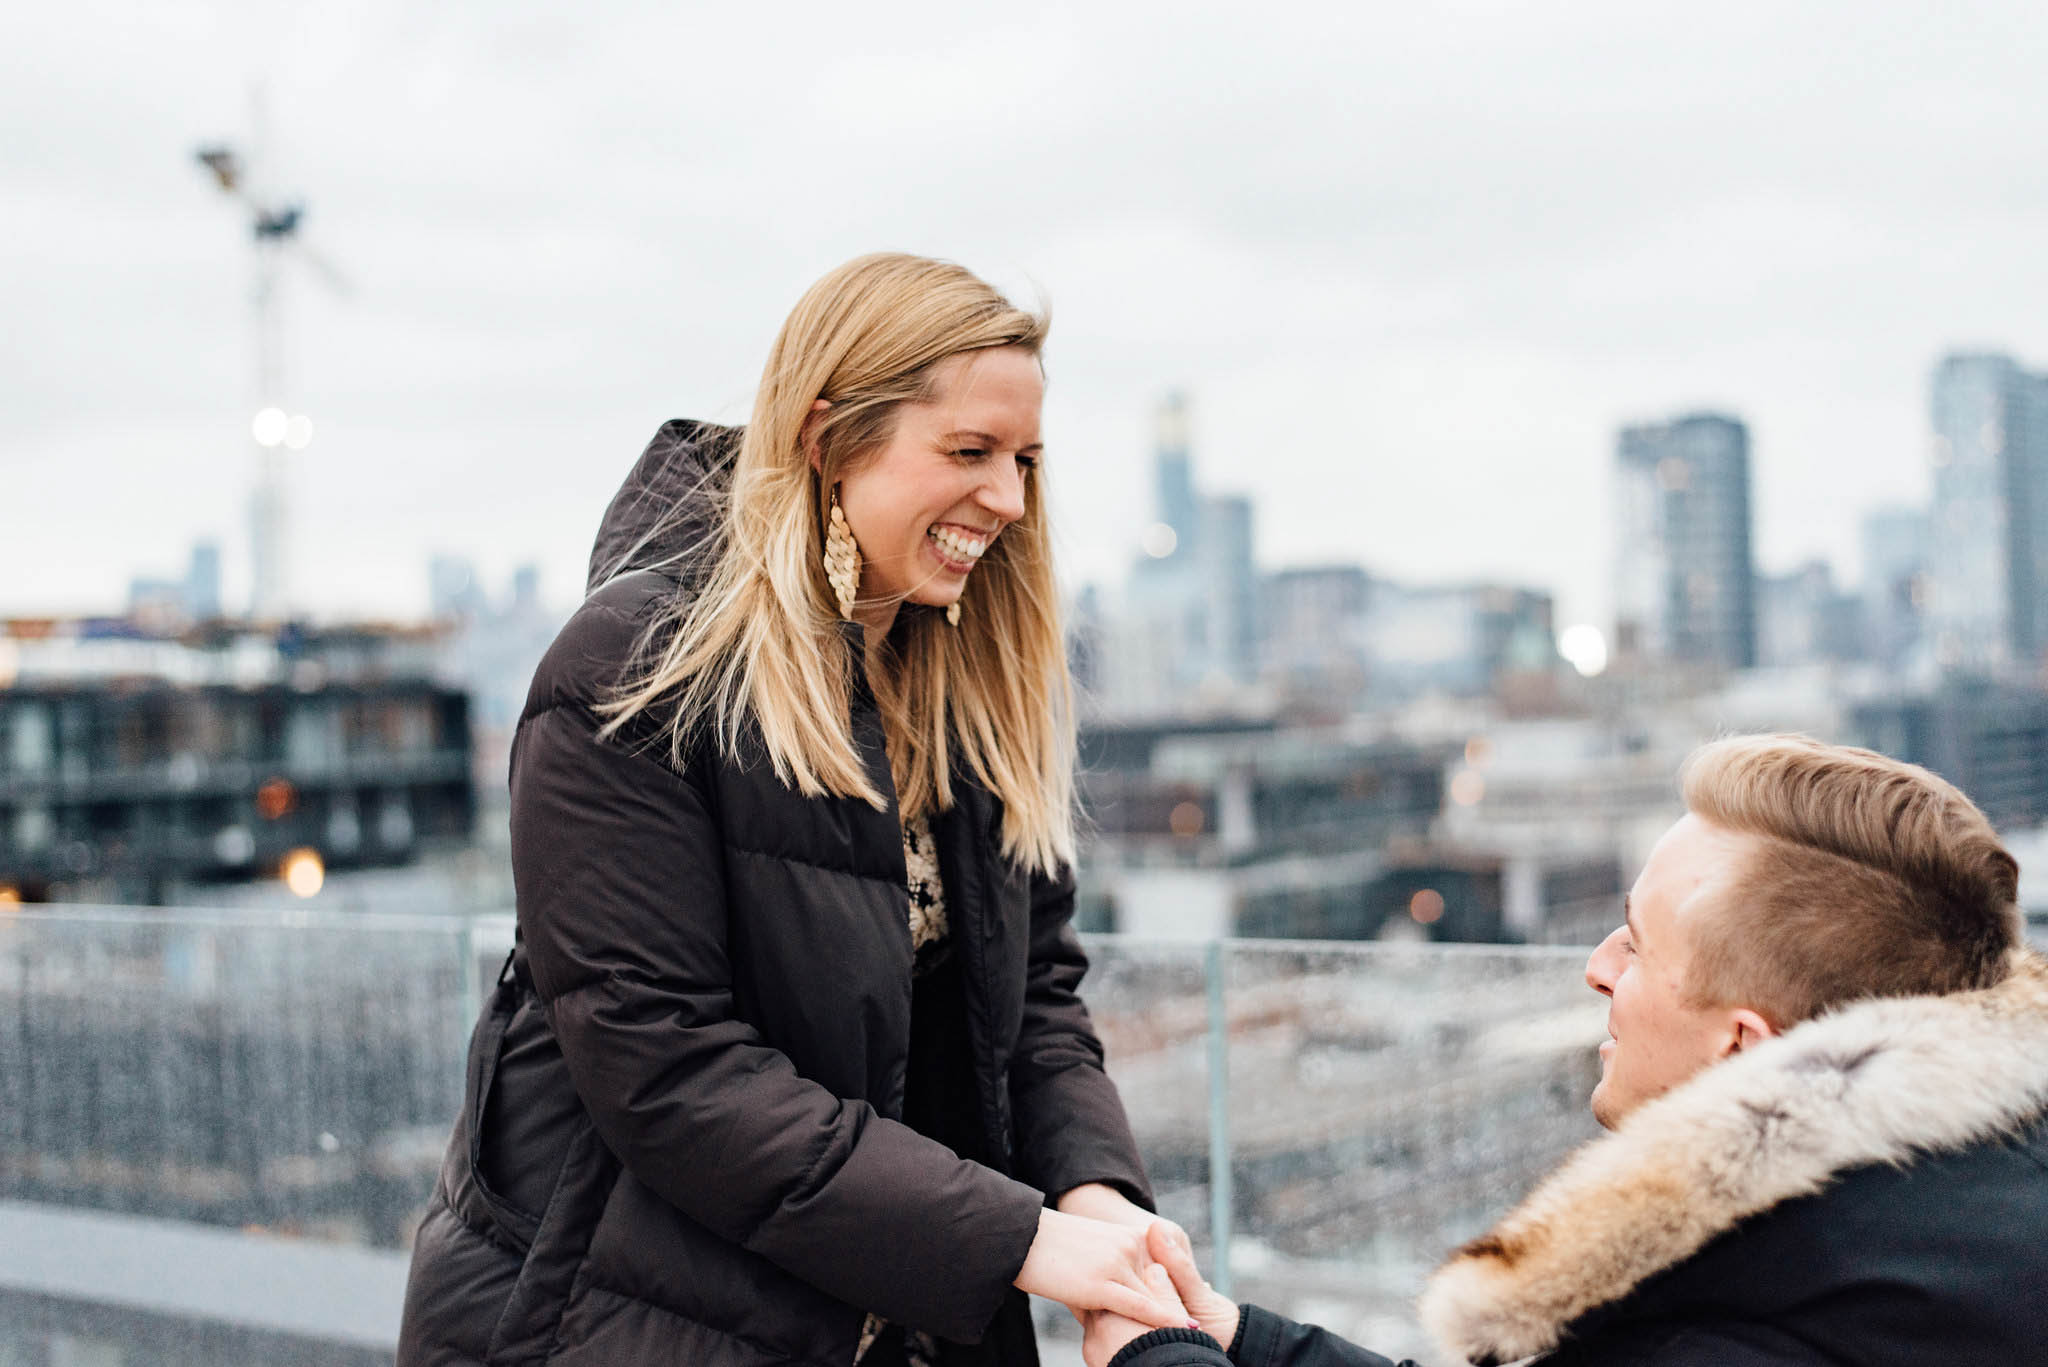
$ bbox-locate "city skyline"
[8,1,2048,633]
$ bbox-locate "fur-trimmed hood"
[1419,948,2048,1366]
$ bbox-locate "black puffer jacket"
[399,421,1151,1367]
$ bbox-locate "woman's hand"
[1014,1208,1191,1329]
[1056,1181,1167,1233]
[1082,1266,1186,1367]
[1148,1221,1240,1349]
[1058,1182,1193,1257]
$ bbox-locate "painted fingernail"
[1188,1320,1202,1330]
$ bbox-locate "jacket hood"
[1419,948,2048,1365]
[585,419,742,595]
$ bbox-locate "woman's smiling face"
[832,345,1043,633]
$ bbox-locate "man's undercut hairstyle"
[1679,733,2021,1028]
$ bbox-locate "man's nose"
[1585,928,1623,997]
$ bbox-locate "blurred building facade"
[0,619,473,905]
[1861,505,1931,674]
[1613,413,1757,671]
[1926,352,2048,678]
[126,540,225,630]
[1756,560,1864,670]
[1094,395,1262,715]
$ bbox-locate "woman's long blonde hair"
[599,253,1076,873]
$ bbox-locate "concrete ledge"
[0,1199,408,1351]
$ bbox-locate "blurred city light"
[280,847,325,898]
[1408,888,1445,924]
[1449,769,1486,806]
[254,777,297,821]
[252,406,289,447]
[283,414,314,450]
[1168,800,1205,837]
[0,885,19,910]
[1559,624,1608,678]
[1141,522,1178,558]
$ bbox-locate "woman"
[399,254,1189,1367]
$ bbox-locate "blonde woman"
[399,254,1188,1367]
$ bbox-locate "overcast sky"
[8,0,2048,633]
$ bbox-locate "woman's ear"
[803,399,831,474]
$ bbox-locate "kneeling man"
[1093,734,2048,1367]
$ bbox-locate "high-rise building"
[1861,506,1930,672]
[428,555,484,622]
[1153,390,1199,553]
[1260,566,1374,709]
[1101,395,1261,714]
[185,541,222,622]
[1757,560,1864,669]
[125,540,225,628]
[1613,413,1757,670]
[1926,352,2048,676]
[1362,581,1557,699]
[1198,493,1258,686]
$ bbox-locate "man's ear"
[803,399,831,474]
[1727,1007,1778,1055]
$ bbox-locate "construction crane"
[193,108,348,621]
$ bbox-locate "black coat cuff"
[1108,1326,1229,1367]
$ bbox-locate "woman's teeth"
[928,528,988,562]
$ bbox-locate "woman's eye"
[953,447,987,460]
[1016,454,1039,470]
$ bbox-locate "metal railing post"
[1204,937,1233,1297]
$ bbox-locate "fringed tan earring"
[946,600,962,627]
[824,487,860,621]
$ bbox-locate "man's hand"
[1082,1266,1183,1367]
[1148,1222,1240,1349]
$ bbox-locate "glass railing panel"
[1031,937,1606,1366]
[0,910,1607,1367]
[0,907,477,1248]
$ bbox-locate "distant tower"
[1926,352,2048,675]
[1154,391,1199,555]
[1861,506,1929,671]
[429,556,482,621]
[185,542,223,621]
[1614,414,1757,670]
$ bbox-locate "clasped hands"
[1013,1183,1241,1367]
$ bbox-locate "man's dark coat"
[1112,950,2048,1367]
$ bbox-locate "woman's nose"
[977,458,1029,523]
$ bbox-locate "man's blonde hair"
[1677,733,2021,1027]
[599,253,1075,873]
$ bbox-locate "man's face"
[1585,813,1760,1129]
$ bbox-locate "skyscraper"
[1861,506,1930,672]
[185,541,222,622]
[1926,352,2048,676]
[1613,413,1757,670]
[1153,390,1199,554]
[1100,394,1259,713]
